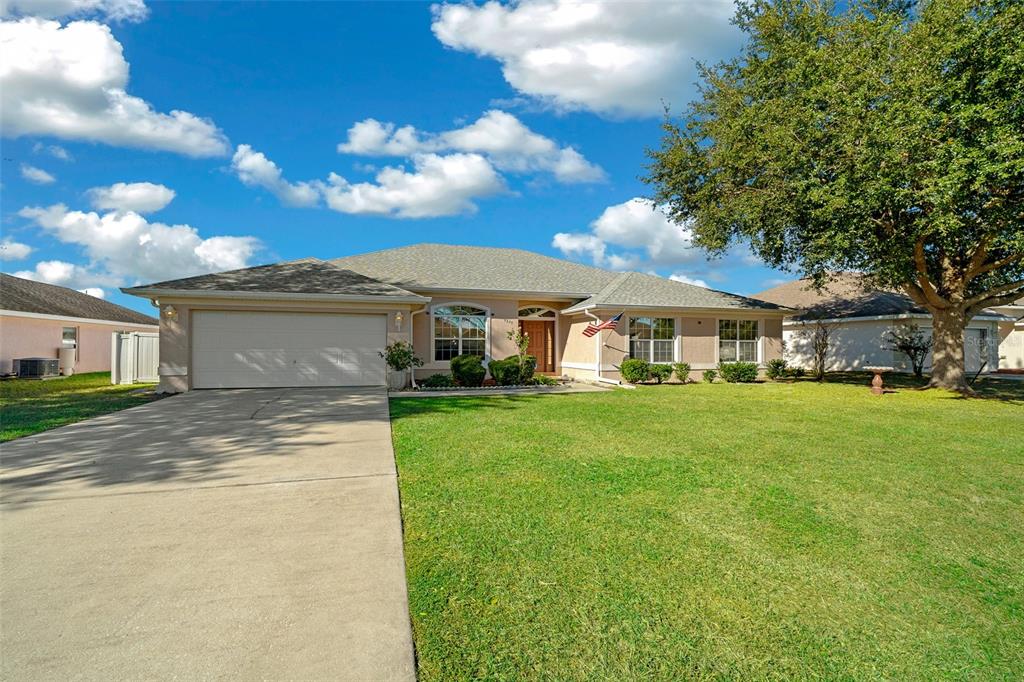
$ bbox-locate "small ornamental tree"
[797,320,837,381]
[646,0,1024,392]
[379,341,423,388]
[506,327,536,383]
[884,323,934,378]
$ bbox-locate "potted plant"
[379,341,423,389]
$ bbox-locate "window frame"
[430,302,490,362]
[717,318,761,364]
[517,306,557,319]
[628,316,676,364]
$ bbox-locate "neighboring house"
[0,273,159,375]
[753,273,1012,374]
[991,297,1024,371]
[122,244,789,392]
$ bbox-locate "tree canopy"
[646,0,1024,389]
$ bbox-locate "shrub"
[766,358,787,380]
[450,354,486,387]
[422,373,455,388]
[620,358,650,384]
[649,364,673,384]
[786,366,807,378]
[489,355,537,385]
[672,362,691,383]
[703,369,717,383]
[718,362,759,383]
[529,374,560,386]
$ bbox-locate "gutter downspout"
[408,306,428,389]
[584,309,620,386]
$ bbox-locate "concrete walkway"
[0,387,415,681]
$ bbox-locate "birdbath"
[865,366,893,395]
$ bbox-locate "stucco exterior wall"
[784,318,1001,373]
[998,322,1024,370]
[560,311,785,381]
[0,313,157,375]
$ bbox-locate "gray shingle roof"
[123,244,784,313]
[123,259,424,300]
[1,273,158,325]
[331,244,617,295]
[753,274,1013,320]
[563,271,786,313]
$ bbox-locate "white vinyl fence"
[111,332,159,384]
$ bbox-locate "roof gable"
[123,259,423,299]
[0,273,158,325]
[565,271,785,312]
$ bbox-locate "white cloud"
[1,0,148,22]
[13,259,117,290]
[669,273,708,288]
[231,145,320,207]
[338,110,604,183]
[20,163,55,184]
[431,0,736,116]
[88,181,175,213]
[32,142,71,160]
[553,198,699,270]
[322,153,505,218]
[1,18,229,156]
[19,203,260,284]
[78,286,105,298]
[0,238,33,260]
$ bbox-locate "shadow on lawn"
[817,372,1024,404]
[389,393,574,422]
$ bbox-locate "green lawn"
[0,372,160,442]
[390,377,1024,680]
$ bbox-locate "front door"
[520,320,555,372]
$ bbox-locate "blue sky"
[1,0,789,314]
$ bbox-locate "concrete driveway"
[0,387,415,681]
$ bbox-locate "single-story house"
[752,273,1015,374]
[0,273,159,375]
[122,244,789,392]
[991,297,1024,371]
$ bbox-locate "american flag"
[582,312,623,337]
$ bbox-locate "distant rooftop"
[753,273,1013,320]
[1,273,158,325]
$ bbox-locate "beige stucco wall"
[411,296,574,379]
[998,322,1024,370]
[153,297,414,392]
[0,313,157,375]
[559,311,786,381]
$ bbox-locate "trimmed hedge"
[672,362,692,383]
[620,358,650,384]
[489,355,537,386]
[703,369,717,383]
[766,358,787,380]
[649,364,673,384]
[422,373,455,388]
[451,354,486,387]
[718,362,759,383]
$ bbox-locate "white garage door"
[192,311,387,389]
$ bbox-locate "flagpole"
[584,309,603,382]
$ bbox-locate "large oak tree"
[646,0,1023,391]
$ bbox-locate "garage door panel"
[192,311,387,388]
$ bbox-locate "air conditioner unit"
[13,357,60,379]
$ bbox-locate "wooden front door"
[520,320,555,372]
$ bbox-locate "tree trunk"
[928,308,969,392]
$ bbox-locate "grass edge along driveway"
[1,371,160,442]
[390,380,1023,680]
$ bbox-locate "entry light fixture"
[395,311,404,329]
[162,305,178,321]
